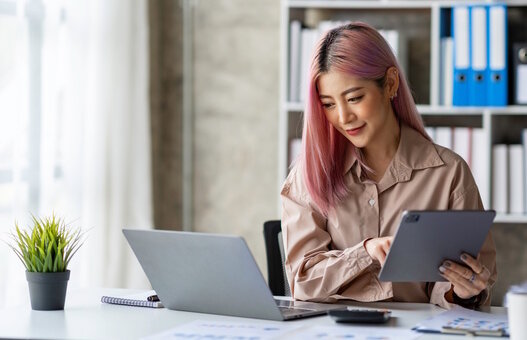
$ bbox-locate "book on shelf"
[379,29,408,78]
[289,138,302,168]
[425,127,435,141]
[101,290,164,308]
[440,37,453,106]
[427,127,490,209]
[288,20,301,103]
[523,130,527,213]
[513,42,527,105]
[508,144,524,214]
[471,129,489,208]
[434,127,453,150]
[453,127,472,168]
[493,144,508,214]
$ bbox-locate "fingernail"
[444,261,451,267]
[461,254,467,261]
[439,266,446,273]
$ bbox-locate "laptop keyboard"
[275,300,318,315]
[278,306,316,315]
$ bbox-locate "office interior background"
[0,0,526,309]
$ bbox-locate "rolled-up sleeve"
[281,167,374,302]
[429,170,497,308]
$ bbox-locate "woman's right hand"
[364,237,394,266]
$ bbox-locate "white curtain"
[0,0,152,307]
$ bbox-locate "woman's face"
[317,69,397,149]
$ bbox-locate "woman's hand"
[364,237,394,266]
[439,253,491,300]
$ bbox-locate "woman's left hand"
[439,253,490,299]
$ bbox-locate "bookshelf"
[279,0,527,221]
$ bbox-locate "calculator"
[328,309,392,323]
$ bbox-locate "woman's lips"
[346,124,365,136]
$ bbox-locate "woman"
[281,22,496,309]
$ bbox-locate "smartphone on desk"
[328,308,392,324]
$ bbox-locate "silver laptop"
[123,229,344,320]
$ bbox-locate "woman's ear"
[385,66,400,100]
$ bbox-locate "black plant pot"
[26,270,70,310]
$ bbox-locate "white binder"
[469,6,487,106]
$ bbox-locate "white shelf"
[418,105,527,115]
[285,103,527,115]
[288,0,433,9]
[285,102,304,111]
[288,0,527,9]
[495,214,527,224]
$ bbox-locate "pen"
[147,294,159,302]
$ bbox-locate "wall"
[192,0,281,275]
[149,0,185,230]
[491,224,527,305]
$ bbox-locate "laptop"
[123,229,344,321]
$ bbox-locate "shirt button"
[369,199,375,206]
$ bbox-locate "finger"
[443,261,473,281]
[442,262,487,291]
[440,266,481,296]
[379,248,387,265]
[439,271,472,299]
[479,266,491,281]
[441,274,472,299]
[460,253,484,274]
[382,241,391,255]
[441,273,476,300]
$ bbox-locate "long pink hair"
[301,22,430,216]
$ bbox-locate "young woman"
[281,22,496,309]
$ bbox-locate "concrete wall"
[149,0,184,230]
[191,0,281,275]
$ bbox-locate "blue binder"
[469,6,488,106]
[487,5,508,106]
[452,6,471,106]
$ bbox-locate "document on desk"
[290,326,420,340]
[141,320,301,340]
[413,305,509,337]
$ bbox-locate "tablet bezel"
[378,210,496,282]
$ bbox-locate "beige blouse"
[281,124,497,309]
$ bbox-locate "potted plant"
[7,214,85,310]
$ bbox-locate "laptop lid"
[123,229,340,320]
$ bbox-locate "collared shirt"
[281,124,497,309]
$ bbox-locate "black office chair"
[263,220,291,296]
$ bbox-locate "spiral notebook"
[101,290,164,308]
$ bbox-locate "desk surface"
[0,288,507,340]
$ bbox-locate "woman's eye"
[348,95,363,103]
[322,103,334,109]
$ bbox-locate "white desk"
[0,288,507,339]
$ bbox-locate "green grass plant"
[8,214,84,272]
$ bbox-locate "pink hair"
[301,22,430,216]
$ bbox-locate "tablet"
[378,210,496,282]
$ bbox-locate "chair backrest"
[263,220,291,296]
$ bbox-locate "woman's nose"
[337,105,355,125]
